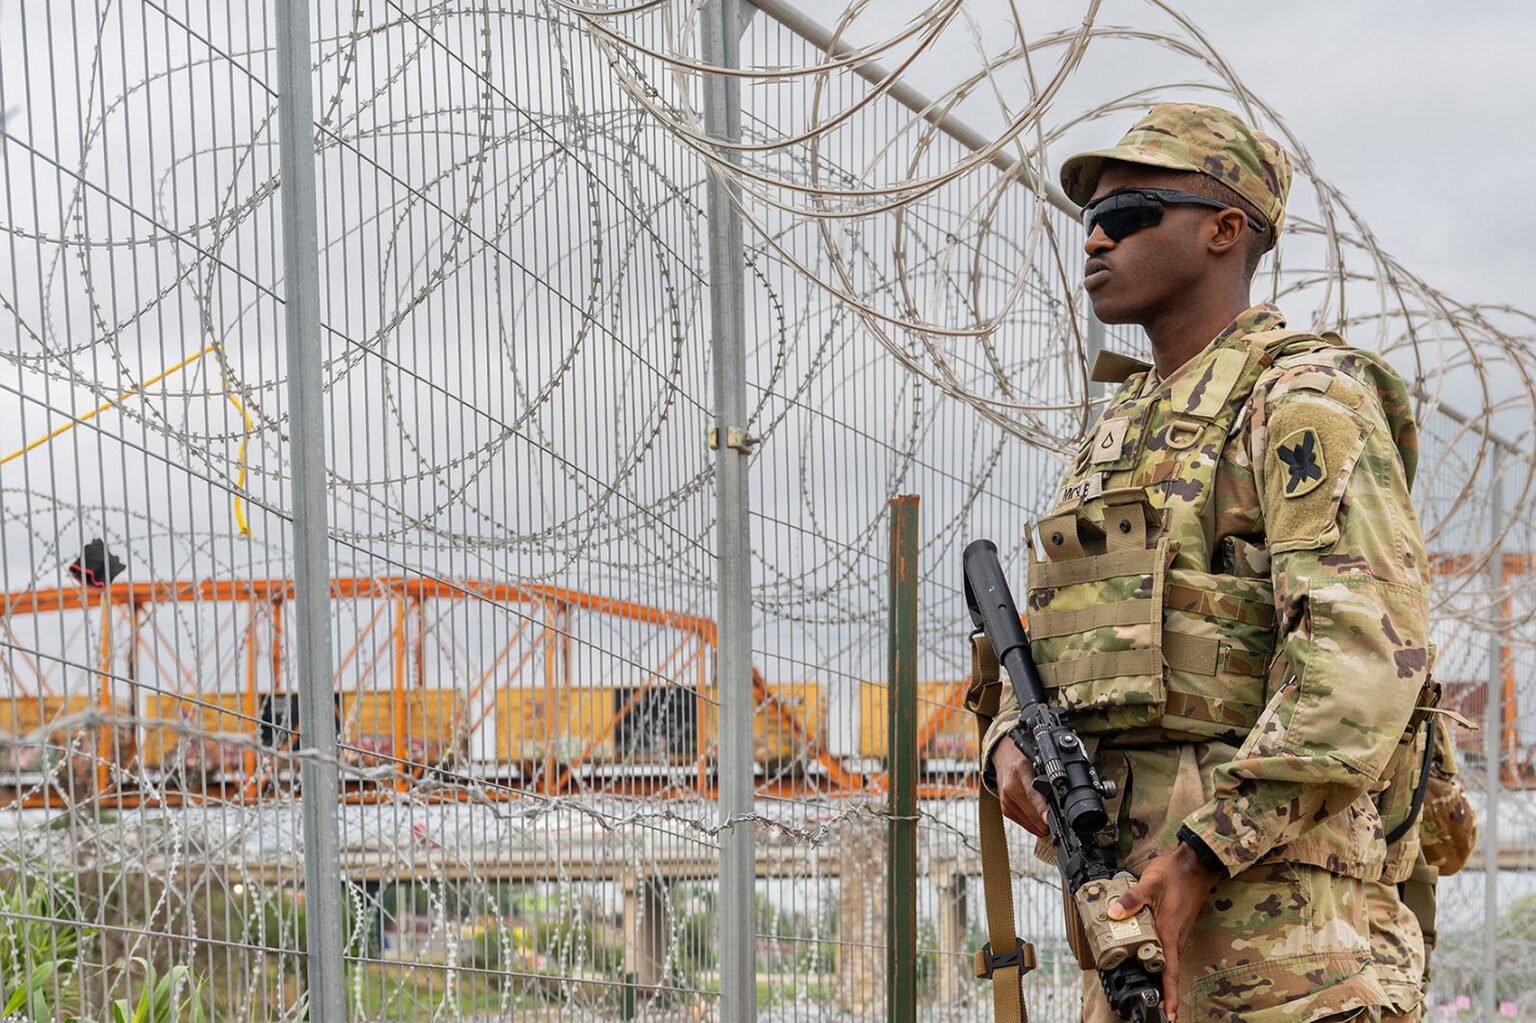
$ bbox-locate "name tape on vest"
[1059,473,1104,506]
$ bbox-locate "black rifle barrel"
[963,538,1048,706]
[964,537,1104,834]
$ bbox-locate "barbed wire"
[1,2,1529,626]
[567,0,1536,620]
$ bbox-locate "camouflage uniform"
[1372,720,1479,1022]
[1365,733,1429,1022]
[981,105,1433,1022]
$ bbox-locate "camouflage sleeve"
[1180,360,1431,876]
[978,687,1021,796]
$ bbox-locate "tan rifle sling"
[967,634,1038,1022]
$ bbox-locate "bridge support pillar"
[623,872,669,993]
[934,862,970,1004]
[837,817,886,1014]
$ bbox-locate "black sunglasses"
[1082,187,1267,242]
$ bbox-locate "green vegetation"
[0,865,213,1023]
[0,867,882,1020]
[104,958,208,1023]
[0,867,89,1020]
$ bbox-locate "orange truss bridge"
[0,554,1524,811]
[0,576,981,810]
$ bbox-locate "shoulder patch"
[1326,376,1367,410]
[1275,428,1327,498]
[1261,397,1373,553]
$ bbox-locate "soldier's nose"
[1085,225,1114,257]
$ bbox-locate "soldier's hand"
[990,741,1049,837]
[1106,843,1220,1021]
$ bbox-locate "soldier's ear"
[1206,208,1248,257]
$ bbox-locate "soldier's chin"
[1086,290,1138,325]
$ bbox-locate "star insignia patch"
[1275,427,1327,498]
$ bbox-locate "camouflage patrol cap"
[1060,103,1293,245]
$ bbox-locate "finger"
[998,786,1027,826]
[1161,943,1179,1021]
[1016,788,1048,835]
[1020,779,1051,836]
[1000,770,1048,835]
[1107,883,1151,920]
[1019,796,1049,837]
[1002,788,1049,837]
[1028,789,1050,822]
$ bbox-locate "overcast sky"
[858,0,1536,315]
[1163,1,1536,311]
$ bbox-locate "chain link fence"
[0,2,1532,1021]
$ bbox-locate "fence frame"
[274,1,346,1019]
[702,0,759,1018]
[1485,451,1506,1023]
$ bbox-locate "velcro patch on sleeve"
[1263,398,1372,551]
[1326,376,1367,410]
[1275,428,1327,498]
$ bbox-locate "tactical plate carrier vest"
[1026,328,1338,745]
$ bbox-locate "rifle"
[964,538,1168,1023]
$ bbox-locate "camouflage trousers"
[1365,876,1427,1022]
[1078,862,1385,1022]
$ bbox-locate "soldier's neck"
[1144,292,1252,379]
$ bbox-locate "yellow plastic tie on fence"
[0,343,219,467]
[223,377,253,538]
[0,342,253,537]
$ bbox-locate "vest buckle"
[1165,417,1203,450]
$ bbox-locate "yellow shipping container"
[137,691,249,770]
[494,687,615,764]
[343,687,468,766]
[0,692,134,771]
[700,681,825,766]
[857,680,974,761]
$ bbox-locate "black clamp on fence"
[974,938,1037,979]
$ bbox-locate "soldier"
[980,103,1435,1022]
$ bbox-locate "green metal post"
[887,495,920,1023]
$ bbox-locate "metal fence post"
[701,1,756,1019]
[1085,309,1105,368]
[1484,450,1505,1022]
[1085,308,1107,404]
[274,3,346,1020]
[887,496,920,1023]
